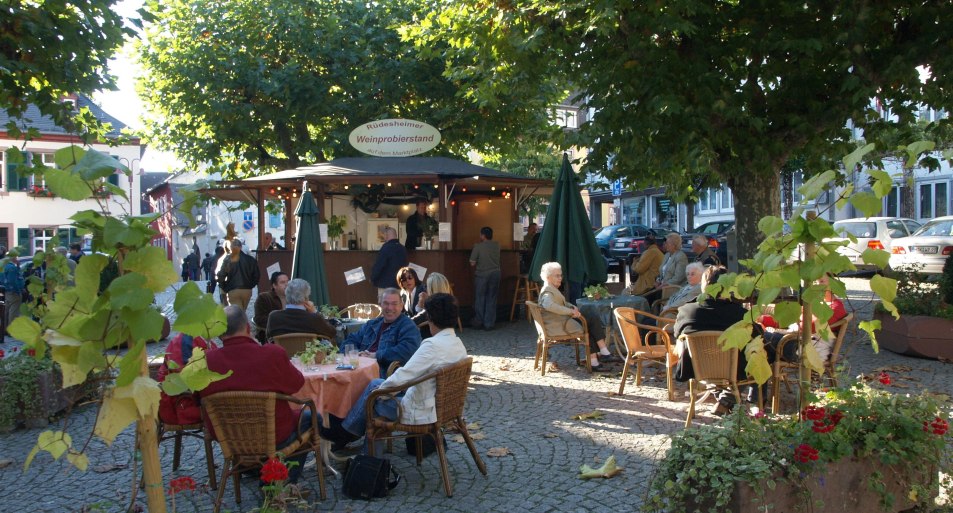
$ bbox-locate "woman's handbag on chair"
[342,455,401,500]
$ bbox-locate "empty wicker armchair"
[365,357,487,497]
[344,303,382,320]
[680,331,762,428]
[613,307,679,400]
[202,391,327,512]
[526,301,592,375]
[271,332,325,356]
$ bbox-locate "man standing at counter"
[470,226,501,331]
[371,227,407,292]
[404,199,432,251]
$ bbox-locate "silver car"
[889,215,953,274]
[830,217,921,271]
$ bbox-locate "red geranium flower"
[794,443,819,463]
[924,417,949,436]
[26,348,35,357]
[167,476,197,495]
[801,405,826,421]
[878,371,891,385]
[260,457,289,483]
[0,349,5,358]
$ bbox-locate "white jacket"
[381,328,467,425]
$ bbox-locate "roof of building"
[0,95,129,138]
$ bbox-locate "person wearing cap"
[216,239,260,311]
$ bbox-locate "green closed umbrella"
[529,154,607,297]
[291,183,330,306]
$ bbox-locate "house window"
[552,108,577,128]
[884,186,901,217]
[919,182,949,219]
[695,188,718,213]
[32,228,55,253]
[720,185,733,210]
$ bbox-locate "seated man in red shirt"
[201,305,311,483]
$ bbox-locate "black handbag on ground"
[342,455,401,500]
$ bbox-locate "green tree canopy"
[136,0,565,178]
[410,1,953,258]
[0,0,134,139]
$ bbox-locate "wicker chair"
[613,307,678,400]
[525,301,592,375]
[272,332,324,356]
[365,357,487,497]
[650,285,683,315]
[202,391,326,512]
[344,303,382,320]
[158,419,218,490]
[770,313,854,413]
[680,330,761,428]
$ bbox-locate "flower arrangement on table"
[583,284,610,300]
[25,185,55,198]
[318,304,341,320]
[644,382,951,513]
[296,339,339,366]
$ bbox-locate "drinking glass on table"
[344,344,356,366]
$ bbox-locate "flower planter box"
[874,310,953,360]
[706,456,933,513]
[0,365,103,430]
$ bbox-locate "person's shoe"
[600,354,624,363]
[711,402,731,416]
[590,364,614,373]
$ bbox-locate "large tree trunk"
[685,200,695,231]
[728,171,781,263]
[901,168,916,218]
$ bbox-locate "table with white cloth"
[293,356,379,475]
[576,295,651,358]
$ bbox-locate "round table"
[576,295,650,358]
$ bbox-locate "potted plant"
[644,383,949,513]
[295,339,339,366]
[0,352,104,430]
[873,263,953,360]
[25,185,55,198]
[422,217,439,249]
[327,215,348,250]
[318,304,341,320]
[583,284,610,300]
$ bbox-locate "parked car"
[594,224,653,258]
[681,220,734,264]
[830,217,921,271]
[889,215,953,274]
[607,227,669,264]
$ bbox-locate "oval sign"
[348,118,441,157]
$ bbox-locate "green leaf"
[116,340,145,388]
[756,287,781,307]
[859,320,881,353]
[119,306,165,344]
[758,216,784,237]
[54,146,85,169]
[849,192,883,218]
[122,246,179,292]
[835,183,854,210]
[870,274,898,303]
[66,451,90,472]
[744,338,772,385]
[44,167,92,200]
[842,143,875,172]
[173,282,227,338]
[720,321,754,350]
[8,317,44,347]
[161,373,189,397]
[73,148,127,181]
[773,301,801,328]
[179,347,232,392]
[904,141,935,168]
[107,273,153,310]
[797,170,836,202]
[868,169,893,198]
[74,254,108,306]
[94,393,139,445]
[861,248,890,270]
[24,430,73,470]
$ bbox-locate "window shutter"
[17,228,30,253]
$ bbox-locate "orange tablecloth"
[293,356,380,418]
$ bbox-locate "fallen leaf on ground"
[572,410,606,421]
[92,463,127,473]
[466,422,481,430]
[578,455,623,479]
[541,433,560,438]
[450,434,465,443]
[486,447,511,457]
[549,362,560,372]
[0,458,13,468]
[470,432,486,441]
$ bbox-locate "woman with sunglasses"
[396,266,427,324]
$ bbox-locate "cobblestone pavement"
[0,278,950,512]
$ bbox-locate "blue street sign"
[612,179,623,197]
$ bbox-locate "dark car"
[681,220,734,264]
[594,224,654,258]
[607,227,669,265]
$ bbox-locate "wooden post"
[138,349,167,512]
[798,211,816,411]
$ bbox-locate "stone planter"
[711,456,933,512]
[0,365,103,430]
[875,310,953,360]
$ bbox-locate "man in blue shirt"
[343,288,421,378]
[1,248,25,330]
